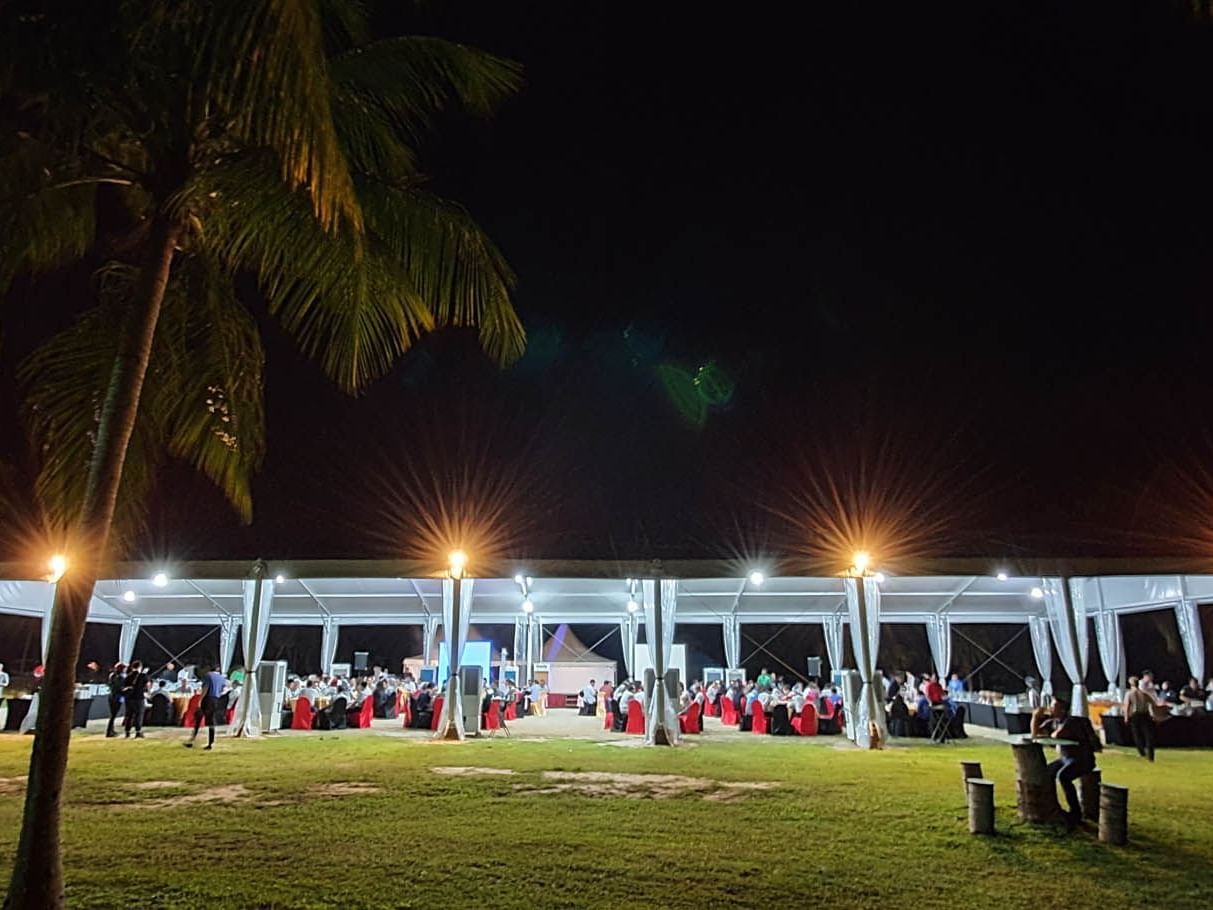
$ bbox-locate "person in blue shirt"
[184,665,229,751]
[947,673,966,697]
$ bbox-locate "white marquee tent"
[1,558,1208,746]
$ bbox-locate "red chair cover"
[679,701,701,734]
[505,700,517,721]
[720,699,739,725]
[704,699,718,717]
[603,711,615,730]
[356,695,375,729]
[291,696,315,730]
[430,696,444,730]
[225,706,236,725]
[625,699,645,735]
[399,696,412,728]
[798,702,818,736]
[487,700,505,730]
[181,693,202,727]
[752,706,769,734]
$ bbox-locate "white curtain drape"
[1028,615,1053,697]
[823,613,845,675]
[320,618,340,677]
[845,576,886,747]
[1043,577,1088,715]
[1093,606,1122,696]
[1175,599,1205,685]
[118,618,140,666]
[642,579,680,745]
[39,582,56,663]
[925,614,951,680]
[234,574,275,736]
[218,615,239,675]
[722,614,741,670]
[513,617,525,671]
[619,614,638,679]
[435,578,475,740]
[422,614,440,666]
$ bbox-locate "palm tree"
[0,2,524,906]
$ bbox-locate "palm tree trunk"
[4,215,182,910]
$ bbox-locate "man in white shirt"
[0,662,8,729]
[580,680,598,716]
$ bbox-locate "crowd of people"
[98,660,244,746]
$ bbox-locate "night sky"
[3,3,1213,679]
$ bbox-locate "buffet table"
[964,702,1006,729]
[1102,713,1213,748]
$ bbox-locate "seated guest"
[947,673,965,697]
[888,693,910,737]
[826,686,843,706]
[299,677,320,704]
[1179,678,1204,709]
[412,683,434,728]
[283,677,302,707]
[1158,681,1180,705]
[1031,696,1100,827]
[923,674,946,704]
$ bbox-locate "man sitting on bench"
[1032,696,1101,827]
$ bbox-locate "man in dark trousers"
[185,665,229,750]
[105,662,127,738]
[122,660,150,739]
[1123,675,1157,762]
[1032,696,1101,826]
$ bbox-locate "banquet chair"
[679,701,701,735]
[430,696,445,731]
[818,699,839,734]
[751,706,769,734]
[505,698,517,721]
[770,703,793,736]
[356,696,375,729]
[720,699,739,726]
[797,702,818,736]
[603,707,615,730]
[291,696,316,730]
[704,698,718,718]
[181,692,202,727]
[148,693,173,726]
[625,700,646,735]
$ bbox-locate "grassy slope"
[0,732,1210,909]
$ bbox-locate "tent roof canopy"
[1,559,1210,627]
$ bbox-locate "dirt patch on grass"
[0,777,26,796]
[140,784,251,809]
[431,766,518,777]
[502,771,777,801]
[309,782,382,797]
[132,780,185,790]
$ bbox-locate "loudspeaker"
[807,657,822,678]
[353,651,369,673]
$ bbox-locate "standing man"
[121,660,150,739]
[580,680,597,716]
[105,662,127,738]
[185,665,229,750]
[1123,676,1156,762]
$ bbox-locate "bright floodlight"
[996,571,1008,582]
[1030,586,1044,600]
[626,598,639,613]
[448,549,468,578]
[123,590,136,603]
[47,554,67,582]
[514,574,525,585]
[874,572,886,583]
[274,574,285,584]
[749,570,765,586]
[852,550,871,574]
[152,572,168,587]
[521,599,534,613]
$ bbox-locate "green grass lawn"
[0,730,1210,909]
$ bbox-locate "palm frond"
[330,36,522,143]
[17,276,158,549]
[189,155,433,393]
[147,255,266,523]
[0,140,98,293]
[362,182,525,365]
[138,0,362,233]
